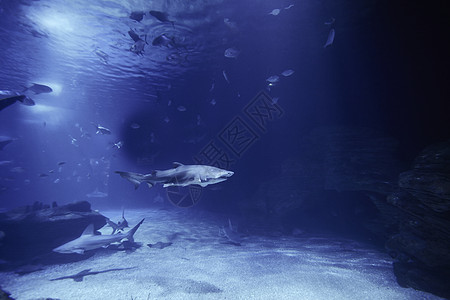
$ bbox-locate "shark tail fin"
[115,171,150,189]
[126,218,145,243]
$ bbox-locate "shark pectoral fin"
[146,182,154,188]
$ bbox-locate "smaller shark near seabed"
[219,219,242,246]
[53,219,144,254]
[106,209,129,234]
[116,162,234,189]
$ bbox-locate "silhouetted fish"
[324,28,335,48]
[128,29,141,43]
[23,83,52,94]
[92,123,111,135]
[86,188,108,198]
[0,136,14,150]
[224,47,240,59]
[0,95,34,111]
[281,69,295,77]
[324,17,335,25]
[269,9,281,16]
[149,10,174,26]
[130,11,145,22]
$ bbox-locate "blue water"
[0,0,449,298]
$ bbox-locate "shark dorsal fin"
[172,162,184,168]
[81,224,95,236]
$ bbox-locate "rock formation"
[0,201,106,262]
[386,140,450,298]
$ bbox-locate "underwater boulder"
[0,201,106,262]
[385,140,450,298]
[398,140,450,213]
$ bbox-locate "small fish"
[271,97,279,104]
[150,132,155,143]
[94,49,109,64]
[224,47,240,59]
[130,122,140,129]
[149,10,174,26]
[53,178,60,184]
[324,17,335,25]
[177,106,187,112]
[210,99,216,106]
[281,69,295,77]
[38,173,49,177]
[152,34,175,48]
[324,28,335,48]
[0,160,13,166]
[69,135,79,147]
[269,9,281,16]
[92,123,111,135]
[209,82,215,92]
[285,4,294,10]
[86,188,108,198]
[113,141,124,149]
[130,11,145,22]
[23,83,53,94]
[57,161,66,166]
[163,116,170,123]
[10,166,25,173]
[223,18,238,31]
[266,75,280,83]
[128,29,141,43]
[222,70,230,84]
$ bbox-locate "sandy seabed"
[0,208,442,300]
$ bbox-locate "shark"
[219,219,241,246]
[53,219,144,254]
[106,209,129,234]
[115,162,234,189]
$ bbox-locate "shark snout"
[223,171,234,178]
